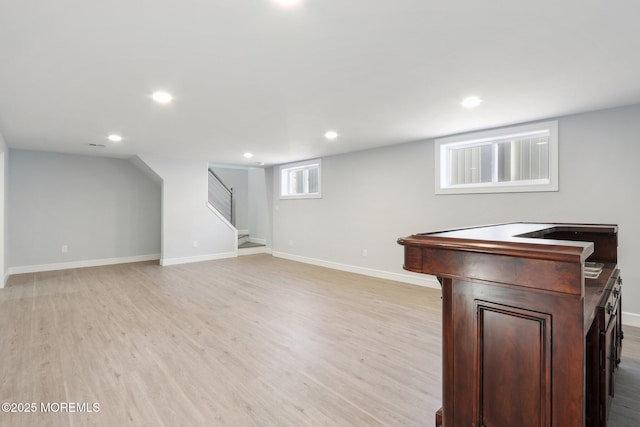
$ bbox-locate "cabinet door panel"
[474,301,551,427]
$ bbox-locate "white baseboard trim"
[8,254,161,275]
[271,252,640,325]
[160,251,237,266]
[1,271,8,288]
[272,251,440,289]
[622,312,640,328]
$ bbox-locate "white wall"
[210,166,249,231]
[272,104,640,324]
[138,155,236,265]
[0,132,7,286]
[8,150,161,273]
[248,167,273,247]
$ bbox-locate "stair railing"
[208,168,234,225]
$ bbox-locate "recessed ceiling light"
[243,152,254,159]
[324,130,339,140]
[273,0,302,7]
[107,134,123,143]
[461,96,482,109]
[152,91,173,104]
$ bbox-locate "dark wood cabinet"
[590,269,623,425]
[398,223,623,427]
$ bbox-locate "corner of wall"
[135,155,237,266]
[0,132,8,286]
[129,155,163,186]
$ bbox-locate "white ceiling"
[1,0,639,166]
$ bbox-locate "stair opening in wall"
[208,167,267,255]
[208,168,234,225]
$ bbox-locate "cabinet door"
[615,283,623,366]
[601,318,617,423]
[585,321,600,427]
[474,301,552,427]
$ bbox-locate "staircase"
[237,233,267,255]
[208,168,233,225]
[208,167,267,256]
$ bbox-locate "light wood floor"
[0,255,638,426]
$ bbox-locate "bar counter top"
[398,222,618,264]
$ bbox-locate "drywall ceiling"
[1,0,639,166]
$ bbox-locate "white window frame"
[435,120,558,195]
[279,159,322,199]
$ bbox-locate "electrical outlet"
[362,249,368,257]
[61,245,68,253]
[288,239,294,246]
[193,241,198,248]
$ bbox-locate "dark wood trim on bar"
[399,222,617,267]
[398,222,622,427]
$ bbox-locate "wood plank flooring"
[0,254,638,426]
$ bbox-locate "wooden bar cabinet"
[398,223,623,427]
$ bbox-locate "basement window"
[280,159,322,199]
[435,121,558,194]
